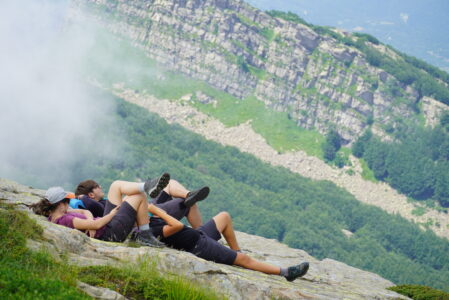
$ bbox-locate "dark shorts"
[152,191,190,220]
[99,200,136,242]
[192,219,237,265]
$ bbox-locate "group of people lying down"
[30,173,309,281]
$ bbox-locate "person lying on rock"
[72,177,209,230]
[149,208,310,281]
[30,174,180,247]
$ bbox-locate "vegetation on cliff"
[0,202,222,299]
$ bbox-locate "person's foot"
[184,186,210,207]
[135,230,165,248]
[144,173,170,198]
[285,262,309,282]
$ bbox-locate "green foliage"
[41,95,449,292]
[192,94,324,156]
[412,207,427,217]
[0,208,89,299]
[78,264,224,300]
[359,158,377,182]
[9,93,449,291]
[356,125,449,206]
[266,10,310,26]
[352,130,372,158]
[322,130,342,162]
[0,203,224,299]
[388,284,449,300]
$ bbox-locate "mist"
[0,0,121,189]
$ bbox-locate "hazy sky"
[0,0,117,188]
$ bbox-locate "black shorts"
[191,219,237,265]
[99,201,136,242]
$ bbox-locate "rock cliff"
[0,178,407,299]
[69,0,448,143]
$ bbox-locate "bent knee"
[217,211,231,220]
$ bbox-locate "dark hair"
[30,198,69,217]
[75,180,99,197]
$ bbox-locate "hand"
[109,205,120,216]
[88,230,96,238]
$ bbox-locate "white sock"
[139,224,150,231]
[137,182,145,193]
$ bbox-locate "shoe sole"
[148,173,170,198]
[184,186,210,207]
[136,239,165,248]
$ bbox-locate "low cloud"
[0,0,119,188]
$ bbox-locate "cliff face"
[0,178,407,299]
[70,0,436,143]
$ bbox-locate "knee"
[217,211,231,221]
[235,252,251,266]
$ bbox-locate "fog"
[0,0,120,189]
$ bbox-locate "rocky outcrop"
[1,178,407,299]
[69,0,434,143]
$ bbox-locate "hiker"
[149,209,310,281]
[73,178,209,228]
[30,174,175,247]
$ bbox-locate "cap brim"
[65,192,76,199]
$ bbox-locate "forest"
[24,91,449,292]
[352,115,449,207]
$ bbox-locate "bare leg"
[213,212,240,251]
[187,204,203,229]
[121,194,149,226]
[233,253,281,275]
[164,179,189,198]
[108,180,143,206]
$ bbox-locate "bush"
[388,284,449,300]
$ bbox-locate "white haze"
[0,0,120,188]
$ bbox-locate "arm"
[72,206,119,230]
[148,204,183,237]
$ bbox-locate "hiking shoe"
[135,230,165,248]
[285,262,309,282]
[184,186,210,207]
[144,173,170,198]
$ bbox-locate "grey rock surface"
[1,178,408,300]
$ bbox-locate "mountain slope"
[71,0,449,144]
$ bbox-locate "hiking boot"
[135,229,165,248]
[184,186,210,207]
[144,173,170,198]
[285,262,309,282]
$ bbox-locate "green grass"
[0,203,223,300]
[360,158,378,182]
[192,94,324,156]
[84,30,326,157]
[388,284,449,300]
[412,206,427,217]
[78,264,225,300]
[0,207,89,299]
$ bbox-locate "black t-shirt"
[80,196,107,218]
[150,217,200,252]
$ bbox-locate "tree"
[352,130,372,158]
[322,130,342,162]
